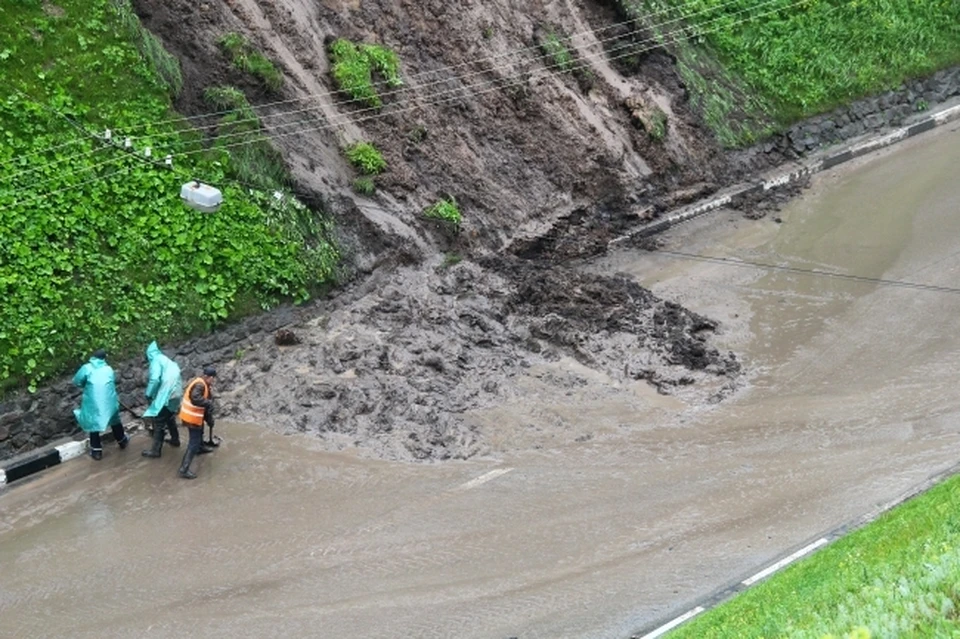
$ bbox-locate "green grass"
[617,0,960,143]
[424,198,462,227]
[112,0,181,99]
[352,176,375,195]
[540,31,574,73]
[328,38,402,109]
[344,141,386,175]
[647,105,668,141]
[0,0,336,392]
[668,473,960,638]
[217,32,283,92]
[203,85,289,191]
[203,85,257,126]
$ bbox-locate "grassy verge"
[617,0,960,144]
[0,0,336,392]
[669,473,960,638]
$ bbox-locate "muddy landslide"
[129,0,747,460]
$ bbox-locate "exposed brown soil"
[127,0,754,460]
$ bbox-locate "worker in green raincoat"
[141,341,183,459]
[72,349,130,460]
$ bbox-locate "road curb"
[610,100,960,247]
[0,423,142,489]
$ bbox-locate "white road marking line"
[56,441,86,463]
[454,468,513,491]
[640,606,705,639]
[742,537,829,586]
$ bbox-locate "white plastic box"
[180,181,223,213]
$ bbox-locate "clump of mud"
[219,259,740,462]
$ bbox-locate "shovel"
[204,425,222,448]
[204,418,222,448]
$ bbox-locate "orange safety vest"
[179,377,209,427]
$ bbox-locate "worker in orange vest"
[177,366,217,480]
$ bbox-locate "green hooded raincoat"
[72,357,120,433]
[143,341,183,418]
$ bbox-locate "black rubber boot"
[111,423,129,450]
[166,418,181,448]
[178,450,197,480]
[90,448,103,461]
[142,421,164,458]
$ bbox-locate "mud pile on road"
[218,258,739,461]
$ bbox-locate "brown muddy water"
[2,124,960,639]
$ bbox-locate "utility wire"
[136,0,820,163]
[8,0,809,203]
[115,0,762,137]
[0,0,719,165]
[648,248,960,296]
[7,0,788,173]
[0,128,88,167]
[113,0,751,133]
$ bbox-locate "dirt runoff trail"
[3,125,960,639]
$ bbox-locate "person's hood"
[146,341,161,363]
[88,356,107,369]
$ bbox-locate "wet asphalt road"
[2,124,960,638]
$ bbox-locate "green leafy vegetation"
[540,31,574,73]
[647,106,668,141]
[217,31,283,92]
[616,0,960,144]
[328,38,402,108]
[669,473,960,638]
[0,0,336,392]
[424,198,462,227]
[353,176,375,195]
[203,85,289,191]
[345,141,387,175]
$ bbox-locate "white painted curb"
[55,440,87,463]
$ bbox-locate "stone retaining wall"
[772,66,960,156]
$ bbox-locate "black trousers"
[186,425,204,454]
[89,419,127,451]
[154,406,180,443]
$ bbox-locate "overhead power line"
[114,0,753,133]
[0,0,708,166]
[6,0,786,173]
[649,248,960,296]
[7,0,807,204]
